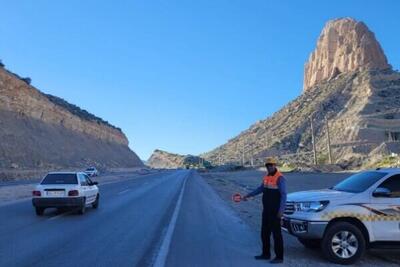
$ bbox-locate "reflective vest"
[263,171,282,189]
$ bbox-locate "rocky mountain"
[203,18,400,168]
[0,63,143,170]
[147,149,208,169]
[304,18,390,91]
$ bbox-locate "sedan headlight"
[295,201,329,212]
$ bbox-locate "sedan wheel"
[92,194,99,209]
[35,207,44,216]
[78,198,86,215]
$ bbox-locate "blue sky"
[1,1,400,160]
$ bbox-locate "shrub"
[317,153,329,165]
[44,93,122,131]
[21,77,31,85]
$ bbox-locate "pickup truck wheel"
[35,207,44,216]
[322,222,366,265]
[298,238,321,249]
[78,198,86,215]
[92,194,99,209]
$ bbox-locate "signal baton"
[232,193,249,202]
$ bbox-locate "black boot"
[254,254,271,260]
[270,257,283,264]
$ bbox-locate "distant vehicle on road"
[85,167,99,177]
[283,168,400,265]
[32,172,99,216]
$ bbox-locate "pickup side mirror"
[90,181,98,186]
[372,187,391,198]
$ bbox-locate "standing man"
[242,157,287,264]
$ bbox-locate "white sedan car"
[32,172,99,216]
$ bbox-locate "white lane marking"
[153,177,188,267]
[117,181,151,195]
[118,189,130,195]
[48,210,73,221]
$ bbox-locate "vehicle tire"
[35,207,44,216]
[58,207,68,213]
[298,238,321,249]
[92,194,99,209]
[321,222,366,265]
[78,198,86,215]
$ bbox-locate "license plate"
[47,191,64,197]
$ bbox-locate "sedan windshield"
[41,173,78,184]
[332,171,387,193]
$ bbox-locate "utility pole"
[242,143,245,166]
[251,134,255,167]
[388,130,393,142]
[325,116,333,164]
[310,116,317,165]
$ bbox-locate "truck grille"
[284,201,295,215]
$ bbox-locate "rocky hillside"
[203,18,400,168]
[147,149,208,169]
[0,64,143,170]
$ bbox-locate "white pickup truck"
[282,168,400,265]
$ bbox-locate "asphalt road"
[0,170,266,267]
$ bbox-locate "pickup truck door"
[370,174,400,241]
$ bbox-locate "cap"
[265,157,277,165]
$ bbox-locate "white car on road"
[32,172,99,216]
[282,168,400,264]
[85,167,99,177]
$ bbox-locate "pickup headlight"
[295,201,329,212]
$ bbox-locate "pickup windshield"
[332,171,387,193]
[41,173,78,184]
